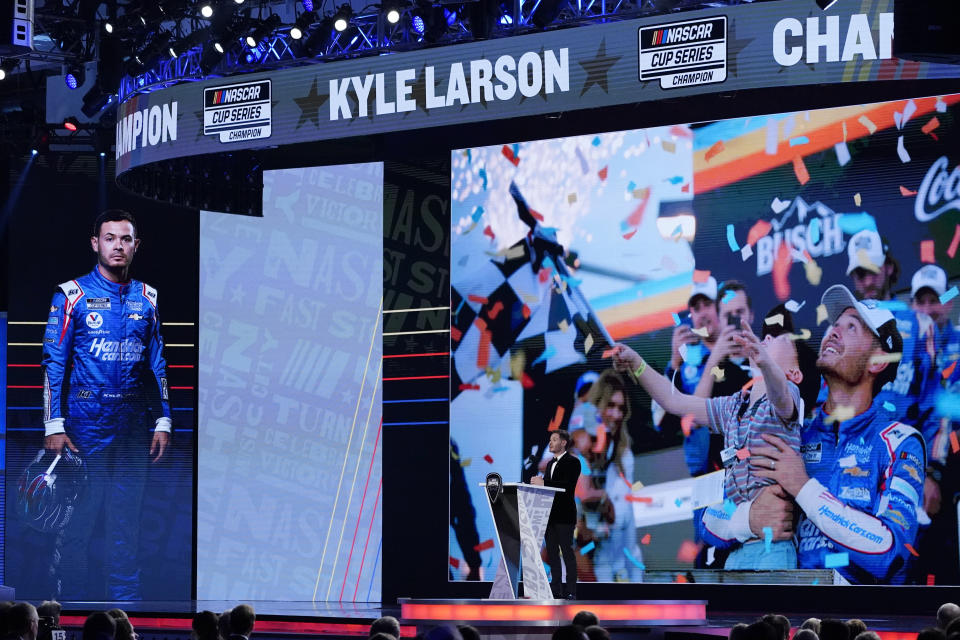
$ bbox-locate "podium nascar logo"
[203,79,272,143]
[638,16,726,89]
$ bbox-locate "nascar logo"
[638,16,727,90]
[203,79,272,144]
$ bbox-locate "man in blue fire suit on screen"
[42,209,171,600]
[700,285,925,584]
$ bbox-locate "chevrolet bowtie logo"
[128,313,144,320]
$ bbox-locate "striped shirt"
[706,381,804,504]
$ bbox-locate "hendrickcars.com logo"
[638,16,727,89]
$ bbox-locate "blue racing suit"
[700,402,925,584]
[875,306,931,434]
[42,266,170,599]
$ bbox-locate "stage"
[48,600,932,640]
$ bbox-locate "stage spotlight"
[333,4,353,31]
[31,149,38,155]
[0,58,21,80]
[63,117,80,131]
[290,10,315,39]
[304,16,334,55]
[104,21,113,32]
[214,41,224,53]
[246,13,280,47]
[65,65,85,89]
[302,0,314,10]
[412,14,425,33]
[530,0,566,29]
[200,3,213,17]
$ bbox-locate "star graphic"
[230,283,246,303]
[579,39,621,97]
[518,46,550,105]
[293,76,329,129]
[193,109,205,142]
[725,19,755,78]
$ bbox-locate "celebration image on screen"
[449,92,960,586]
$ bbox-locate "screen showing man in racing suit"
[41,209,171,600]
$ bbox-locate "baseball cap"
[911,264,948,298]
[688,275,718,305]
[821,284,902,355]
[846,230,886,275]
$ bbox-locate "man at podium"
[531,430,581,599]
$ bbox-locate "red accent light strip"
[400,602,706,624]
[7,364,40,367]
[7,385,42,389]
[59,617,415,637]
[168,364,195,368]
[382,375,449,381]
[170,386,195,390]
[383,351,450,359]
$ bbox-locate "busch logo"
[89,337,145,362]
[916,156,960,222]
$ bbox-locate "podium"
[480,481,564,600]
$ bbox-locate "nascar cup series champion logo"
[203,79,272,143]
[638,16,727,89]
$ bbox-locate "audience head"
[36,603,62,628]
[0,602,14,639]
[572,612,600,629]
[371,634,398,640]
[847,620,867,639]
[763,615,791,640]
[744,621,780,640]
[939,605,960,631]
[83,612,117,640]
[801,618,822,635]
[423,626,462,640]
[945,619,960,638]
[106,611,128,622]
[919,628,946,640]
[730,623,750,640]
[456,626,480,640]
[819,619,850,640]
[113,618,135,640]
[218,610,232,640]
[229,605,255,638]
[552,626,588,640]
[8,603,39,640]
[192,611,220,640]
[853,633,879,640]
[794,630,819,640]
[584,626,610,640]
[370,617,401,640]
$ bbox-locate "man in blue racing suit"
[42,210,171,599]
[701,285,925,583]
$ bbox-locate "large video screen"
[450,93,960,586]
[197,163,384,601]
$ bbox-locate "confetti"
[928,575,936,586]
[711,366,725,382]
[900,186,918,196]
[763,526,773,553]
[742,377,758,392]
[471,206,485,222]
[483,225,495,241]
[692,326,710,338]
[765,119,778,155]
[675,574,689,583]
[854,193,862,207]
[790,329,812,340]
[476,329,492,369]
[484,454,494,464]
[666,176,684,185]
[951,431,959,454]
[947,226,960,259]
[765,314,785,327]
[473,539,496,552]
[816,304,828,325]
[838,212,878,235]
[584,334,594,354]
[793,155,810,185]
[662,140,676,153]
[882,401,896,412]
[785,299,805,313]
[921,240,936,264]
[459,383,481,391]
[501,145,520,166]
[736,447,750,461]
[670,125,693,138]
[574,146,589,174]
[598,166,608,181]
[520,373,534,389]
[558,319,569,333]
[567,193,578,204]
[772,241,792,301]
[531,345,556,366]
[721,289,736,304]
[681,183,690,193]
[741,244,754,261]
[923,117,941,136]
[905,543,919,557]
[726,224,740,252]
[681,414,696,437]
[858,115,877,134]
[825,405,856,424]
[625,190,651,227]
[870,352,903,365]
[478,168,488,190]
[694,269,711,283]
[804,258,823,286]
[943,360,958,379]
[623,230,638,240]
[897,136,911,163]
[825,552,849,568]
[530,208,544,221]
[626,495,653,503]
[675,498,684,507]
[747,220,773,246]
[677,540,700,563]
[903,99,917,126]
[591,136,601,147]
[468,294,489,305]
[521,304,531,319]
[580,541,596,555]
[449,556,460,569]
[547,405,566,431]
[942,287,959,304]
[835,142,851,166]
[641,533,652,545]
[789,136,809,147]
[771,197,791,214]
[623,547,645,570]
[842,120,848,141]
[705,140,725,162]
[451,326,462,342]
[937,98,948,113]
[601,348,619,359]
[722,499,736,516]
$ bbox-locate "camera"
[727,312,741,328]
[38,616,66,640]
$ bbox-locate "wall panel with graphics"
[196,163,383,601]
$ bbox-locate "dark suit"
[543,451,580,598]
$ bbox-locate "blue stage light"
[31,149,38,155]
[65,73,78,89]
[444,8,457,25]
[412,15,425,33]
[303,0,314,10]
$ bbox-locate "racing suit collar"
[91,265,131,292]
[809,400,881,438]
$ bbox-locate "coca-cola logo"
[916,156,960,222]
